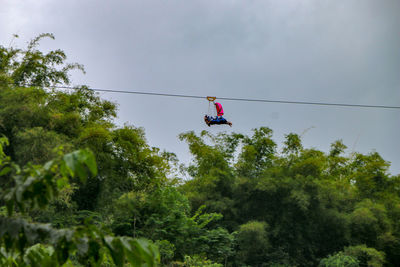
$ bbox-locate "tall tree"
[0,35,173,215]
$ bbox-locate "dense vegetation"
[0,34,399,266]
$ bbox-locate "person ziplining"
[204,97,232,127]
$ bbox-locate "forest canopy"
[0,34,399,267]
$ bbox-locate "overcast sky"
[1,0,399,174]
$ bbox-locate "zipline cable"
[13,84,400,110]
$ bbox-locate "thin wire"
[14,84,400,110]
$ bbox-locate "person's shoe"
[204,115,211,127]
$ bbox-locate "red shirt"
[215,102,224,116]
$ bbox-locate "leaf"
[124,238,160,267]
[43,160,54,171]
[62,149,97,182]
[105,237,125,267]
[0,166,11,176]
[56,177,69,190]
[62,153,76,178]
[80,149,97,177]
[5,196,14,216]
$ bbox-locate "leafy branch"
[0,140,159,266]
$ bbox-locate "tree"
[179,131,236,229]
[236,127,276,178]
[343,245,385,267]
[110,187,234,264]
[235,221,270,266]
[179,128,400,266]
[319,252,359,267]
[0,33,84,88]
[0,34,173,215]
[0,137,159,266]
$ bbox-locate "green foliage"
[0,33,84,87]
[349,200,390,247]
[22,244,57,267]
[343,245,385,267]
[235,221,270,266]
[319,252,359,267]
[236,127,276,178]
[178,129,399,266]
[179,131,237,229]
[110,187,234,264]
[0,35,172,214]
[2,148,96,216]
[282,133,302,155]
[0,138,159,266]
[155,240,175,265]
[0,216,160,266]
[14,127,70,165]
[173,255,223,267]
[328,140,349,178]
